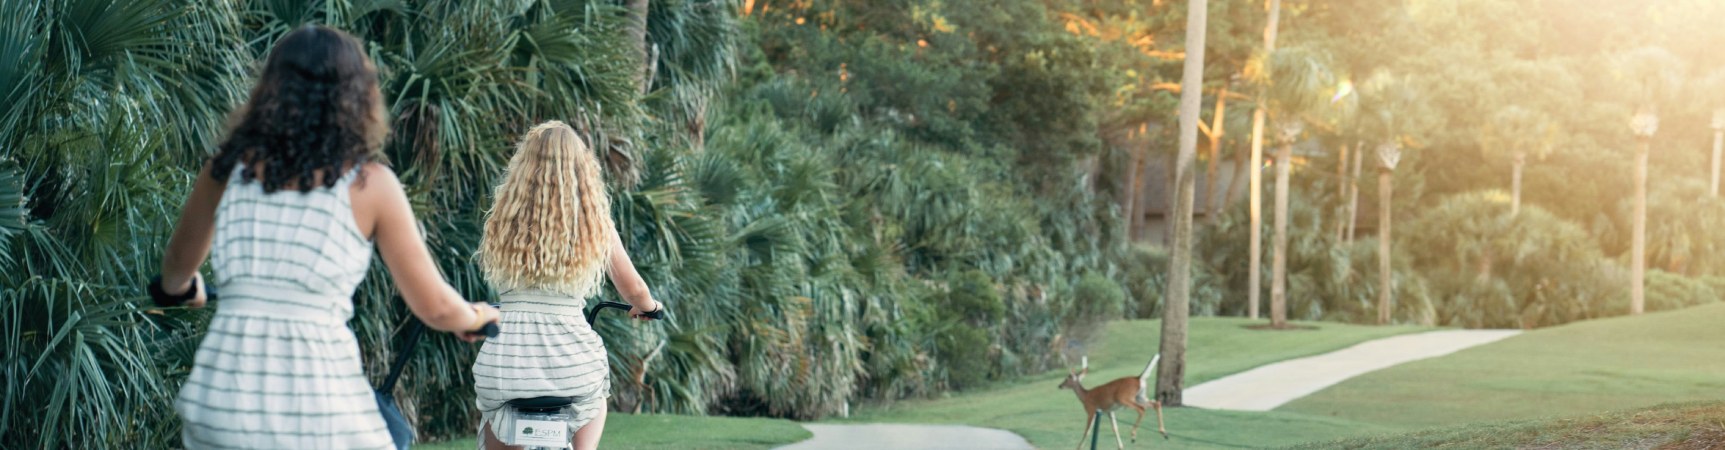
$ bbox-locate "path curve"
[774,424,1033,450]
[777,329,1520,449]
[1183,329,1521,411]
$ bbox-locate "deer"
[1058,355,1168,450]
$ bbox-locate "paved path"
[774,424,1033,450]
[777,329,1520,448]
[1183,329,1522,411]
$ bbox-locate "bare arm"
[160,162,225,306]
[354,164,497,334]
[606,231,659,317]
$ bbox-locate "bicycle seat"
[506,396,575,412]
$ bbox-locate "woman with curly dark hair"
[154,25,500,449]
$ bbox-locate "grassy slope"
[847,318,1431,449]
[1280,303,1725,430]
[418,414,812,450]
[1291,402,1725,450]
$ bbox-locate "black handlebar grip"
[149,275,203,307]
[478,321,500,338]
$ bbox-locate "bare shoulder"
[350,162,403,199]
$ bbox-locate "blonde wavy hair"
[480,121,615,298]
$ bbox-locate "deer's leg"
[1076,413,1096,450]
[1153,401,1168,439]
[1130,403,1146,443]
[1108,411,1125,450]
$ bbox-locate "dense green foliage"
[1,0,1133,445]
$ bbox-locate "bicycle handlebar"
[583,301,665,325]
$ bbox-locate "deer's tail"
[1136,354,1160,403]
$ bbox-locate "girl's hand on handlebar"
[459,303,500,342]
[628,300,664,321]
[183,273,209,309]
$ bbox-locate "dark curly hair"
[211,25,387,193]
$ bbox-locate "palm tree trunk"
[626,0,653,92]
[1125,142,1143,241]
[1711,128,1722,197]
[1378,167,1394,325]
[1158,0,1207,407]
[1346,145,1363,243]
[1203,88,1229,223]
[1270,141,1292,328]
[1224,141,1248,209]
[1334,143,1349,241]
[1632,139,1648,315]
[1246,0,1281,321]
[1511,152,1525,217]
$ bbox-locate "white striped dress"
[472,290,611,445]
[176,165,391,449]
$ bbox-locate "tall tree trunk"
[1711,125,1722,197]
[1377,167,1394,325]
[1270,141,1292,328]
[1334,143,1349,241]
[1157,0,1207,407]
[1165,151,1178,247]
[1246,0,1281,321]
[1346,144,1363,243]
[1632,138,1649,315]
[1511,152,1525,217]
[1224,141,1248,209]
[1134,150,1156,241]
[1125,141,1144,242]
[1203,87,1229,223]
[626,0,653,92]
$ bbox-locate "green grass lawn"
[1291,401,1725,449]
[846,317,1431,449]
[416,414,811,450]
[1280,302,1725,431]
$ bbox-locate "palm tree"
[1374,142,1402,324]
[1158,0,1209,407]
[1481,106,1559,217]
[0,1,249,447]
[1258,46,1335,328]
[1246,0,1283,320]
[1613,47,1686,316]
[1357,72,1431,325]
[1701,69,1725,197]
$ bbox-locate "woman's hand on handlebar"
[628,299,665,321]
[459,302,501,342]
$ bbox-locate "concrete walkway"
[776,329,1521,448]
[774,424,1034,450]
[1183,329,1522,411]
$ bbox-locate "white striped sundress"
[472,290,611,445]
[176,165,391,449]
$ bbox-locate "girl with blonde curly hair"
[472,121,662,450]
